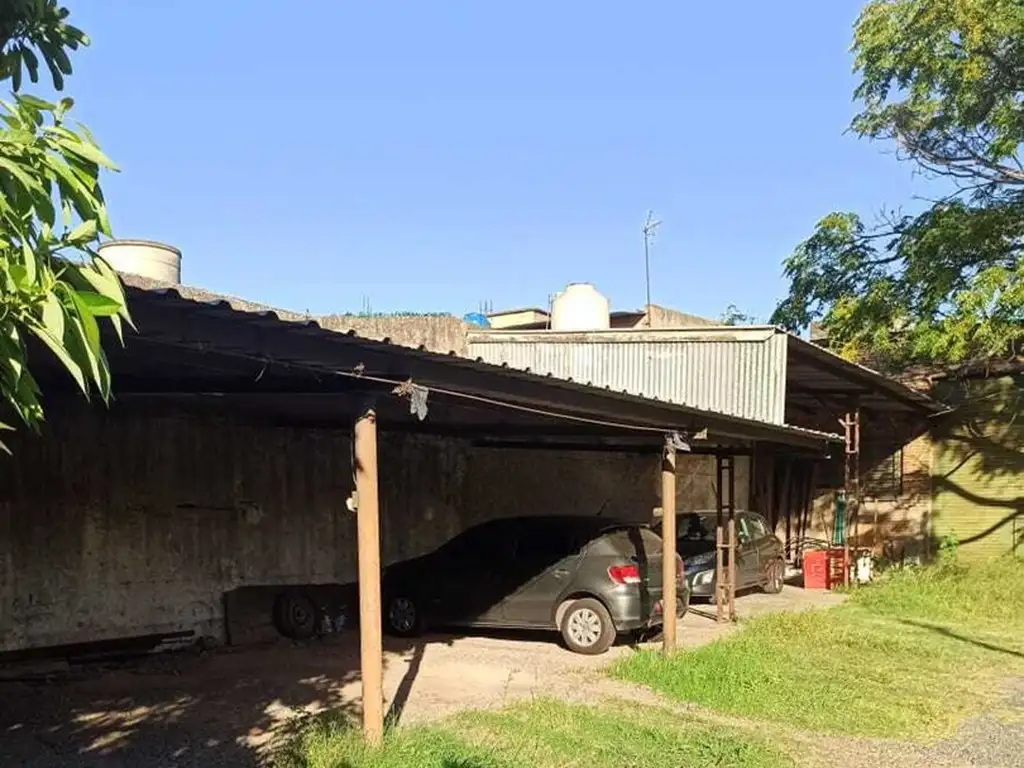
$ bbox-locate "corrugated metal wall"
[469,332,789,424]
[932,375,1024,560]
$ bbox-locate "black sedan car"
[381,515,689,655]
[658,510,786,598]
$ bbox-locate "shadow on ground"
[898,619,1024,659]
[0,633,422,768]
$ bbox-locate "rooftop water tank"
[97,239,182,283]
[550,283,610,331]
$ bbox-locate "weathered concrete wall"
[644,304,720,329]
[0,405,474,652]
[674,455,751,512]
[317,315,469,356]
[0,406,676,652]
[120,274,470,355]
[463,448,660,523]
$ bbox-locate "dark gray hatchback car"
[382,515,689,654]
[657,510,786,598]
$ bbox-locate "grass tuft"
[612,558,1024,740]
[274,699,792,768]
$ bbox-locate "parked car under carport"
[656,510,786,599]
[380,515,690,655]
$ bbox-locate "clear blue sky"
[66,1,929,322]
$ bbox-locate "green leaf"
[8,265,30,290]
[0,157,44,195]
[69,289,102,357]
[41,293,65,341]
[91,256,132,325]
[27,321,86,394]
[21,240,36,285]
[21,46,40,84]
[55,137,117,171]
[51,45,72,76]
[73,290,122,317]
[54,96,73,122]
[11,53,22,92]
[17,94,56,111]
[109,313,124,344]
[66,219,97,244]
[64,308,105,398]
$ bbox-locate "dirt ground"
[0,587,844,768]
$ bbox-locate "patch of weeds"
[613,559,1024,740]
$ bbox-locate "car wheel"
[560,598,615,655]
[763,558,785,594]
[273,591,319,640]
[384,594,424,638]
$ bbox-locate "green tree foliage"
[0,1,128,452]
[772,0,1024,370]
[720,304,755,326]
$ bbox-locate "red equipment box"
[802,548,848,590]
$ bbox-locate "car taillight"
[607,564,642,585]
[676,554,684,581]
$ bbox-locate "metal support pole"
[714,454,736,622]
[661,438,678,653]
[715,456,725,623]
[728,456,737,622]
[842,402,861,588]
[354,408,384,746]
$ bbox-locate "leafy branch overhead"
[0,1,129,453]
[772,0,1024,371]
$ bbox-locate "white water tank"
[550,283,610,331]
[97,240,182,283]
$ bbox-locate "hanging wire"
[134,336,694,436]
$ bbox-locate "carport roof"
[84,278,843,451]
[467,326,943,423]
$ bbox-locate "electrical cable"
[131,336,691,437]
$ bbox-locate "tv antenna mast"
[642,210,661,327]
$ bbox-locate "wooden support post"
[354,408,384,747]
[661,438,678,654]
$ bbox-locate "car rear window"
[599,526,663,557]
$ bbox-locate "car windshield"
[678,513,717,541]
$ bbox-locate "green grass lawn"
[612,558,1024,740]
[274,699,793,768]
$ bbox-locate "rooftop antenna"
[642,210,661,327]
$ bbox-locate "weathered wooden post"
[354,407,384,746]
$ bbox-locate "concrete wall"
[674,455,751,512]
[120,275,470,356]
[1,405,708,653]
[317,314,469,356]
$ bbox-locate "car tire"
[384,593,425,638]
[273,591,319,640]
[763,558,785,594]
[560,598,616,655]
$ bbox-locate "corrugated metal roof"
[118,278,843,447]
[469,326,944,421]
[469,330,789,424]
